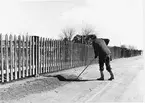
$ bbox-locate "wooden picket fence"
[0,34,142,83]
[0,34,93,83]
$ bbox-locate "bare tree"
[81,25,95,36]
[59,27,75,62]
[59,27,75,41]
[128,45,136,50]
[121,44,136,50]
[80,24,96,43]
[120,44,127,48]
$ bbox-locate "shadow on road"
[45,74,97,82]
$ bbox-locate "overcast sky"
[0,0,143,49]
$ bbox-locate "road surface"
[0,56,144,103]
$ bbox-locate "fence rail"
[0,34,142,83]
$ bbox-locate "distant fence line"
[0,34,142,83]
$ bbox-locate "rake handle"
[76,58,95,80]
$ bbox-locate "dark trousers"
[99,54,112,72]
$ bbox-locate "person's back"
[92,38,111,57]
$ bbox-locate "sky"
[0,0,144,49]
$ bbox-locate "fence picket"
[14,35,17,80]
[53,40,55,71]
[0,34,4,82]
[71,43,74,68]
[37,36,39,75]
[56,40,58,71]
[35,37,37,75]
[47,39,49,72]
[9,35,13,80]
[38,37,41,74]
[51,39,53,72]
[45,38,48,73]
[5,34,9,82]
[48,39,50,72]
[50,39,53,72]
[43,38,45,73]
[54,39,56,71]
[40,37,42,74]
[61,40,63,70]
[59,40,61,71]
[26,35,28,76]
[29,36,32,76]
[69,41,71,69]
[70,42,73,68]
[56,40,59,71]
[51,39,54,72]
[32,37,35,75]
[44,38,47,73]
[54,40,56,71]
[18,35,21,78]
[45,39,47,73]
[22,35,25,78]
[58,40,61,71]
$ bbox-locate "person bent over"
[91,35,114,80]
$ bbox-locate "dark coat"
[92,38,111,58]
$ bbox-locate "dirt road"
[0,56,144,103]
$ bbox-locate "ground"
[0,56,144,103]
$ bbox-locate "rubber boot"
[108,71,114,80]
[97,71,104,80]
